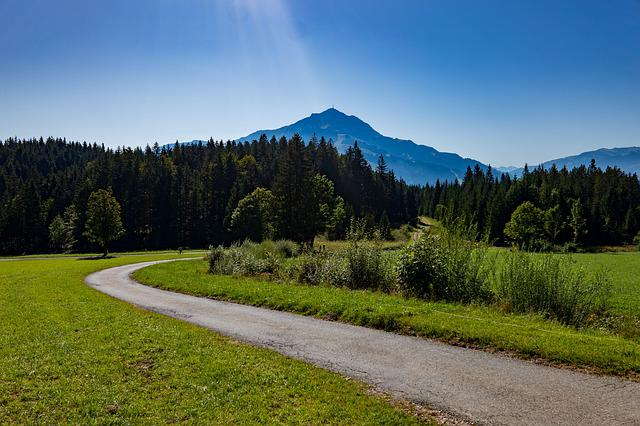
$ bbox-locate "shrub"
[274,239,301,258]
[278,220,394,290]
[396,224,493,303]
[208,240,301,277]
[208,245,225,272]
[277,250,351,287]
[208,241,269,276]
[282,252,327,284]
[208,219,395,292]
[495,250,610,326]
[318,253,350,287]
[396,233,446,299]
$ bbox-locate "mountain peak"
[236,109,487,184]
[316,107,344,116]
[310,107,365,125]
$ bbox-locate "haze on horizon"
[1,0,639,167]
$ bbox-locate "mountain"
[495,166,520,174]
[509,147,640,176]
[237,108,487,185]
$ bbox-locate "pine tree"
[272,134,316,244]
[569,199,587,245]
[378,211,392,240]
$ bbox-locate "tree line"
[420,162,640,249]
[0,136,419,255]
[3,136,639,255]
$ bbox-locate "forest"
[1,136,640,255]
[421,163,640,249]
[0,136,418,255]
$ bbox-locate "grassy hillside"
[0,254,423,424]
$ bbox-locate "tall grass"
[341,221,395,291]
[208,224,394,291]
[208,240,300,276]
[495,250,610,326]
[282,252,333,285]
[207,222,611,328]
[281,225,395,291]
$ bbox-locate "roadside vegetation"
[135,220,640,376]
[0,254,424,424]
[208,219,611,328]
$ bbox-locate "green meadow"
[0,254,423,424]
[571,252,640,318]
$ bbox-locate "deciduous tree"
[84,188,125,257]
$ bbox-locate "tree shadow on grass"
[77,255,117,261]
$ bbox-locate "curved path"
[86,260,640,425]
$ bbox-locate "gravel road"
[85,259,640,425]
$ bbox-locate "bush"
[534,239,559,253]
[495,250,610,326]
[277,250,352,288]
[318,253,350,287]
[396,224,493,303]
[282,252,328,285]
[208,242,269,276]
[274,239,301,258]
[208,240,299,276]
[208,245,225,272]
[633,232,640,251]
[269,220,394,291]
[396,233,446,299]
[206,218,390,291]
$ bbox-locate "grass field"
[0,254,424,424]
[570,252,640,317]
[135,254,640,377]
[313,237,406,252]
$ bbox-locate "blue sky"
[1,0,639,166]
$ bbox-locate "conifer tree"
[272,134,316,244]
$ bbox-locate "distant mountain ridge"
[509,147,640,176]
[237,108,487,185]
[170,109,640,184]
